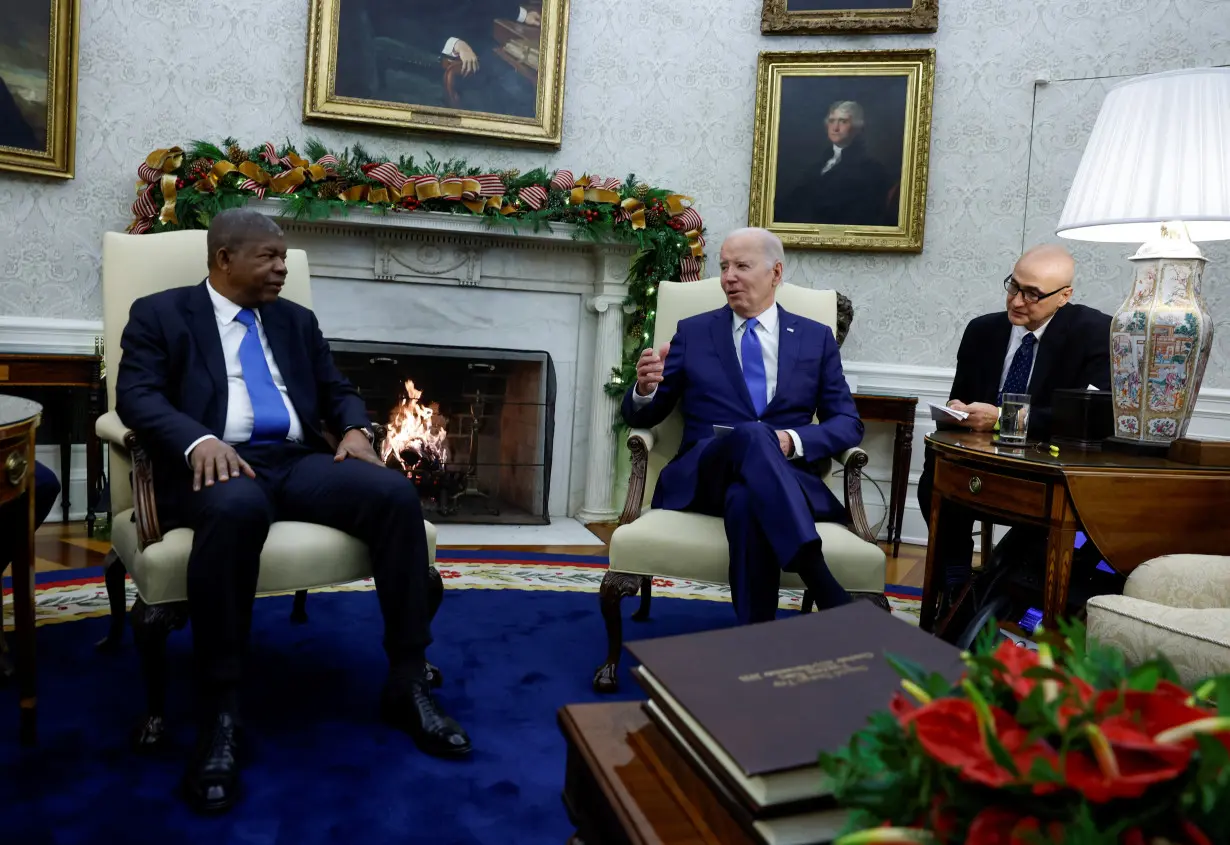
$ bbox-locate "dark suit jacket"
[0,77,38,150]
[115,282,370,506]
[775,139,892,227]
[621,305,863,521]
[949,302,1112,439]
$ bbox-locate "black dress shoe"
[381,680,471,758]
[182,712,242,814]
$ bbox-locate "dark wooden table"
[559,701,755,845]
[922,430,1230,631]
[0,353,105,532]
[853,392,918,557]
[0,395,43,745]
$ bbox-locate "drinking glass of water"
[999,393,1031,444]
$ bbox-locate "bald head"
[1006,244,1076,330]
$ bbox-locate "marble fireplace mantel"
[249,199,635,523]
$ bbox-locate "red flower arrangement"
[820,621,1230,845]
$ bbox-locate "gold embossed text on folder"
[739,652,874,688]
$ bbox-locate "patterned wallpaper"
[1,0,1228,382]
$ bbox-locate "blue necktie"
[741,317,768,417]
[999,332,1037,404]
[234,309,291,443]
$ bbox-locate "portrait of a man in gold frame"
[0,0,79,179]
[761,0,938,36]
[304,0,569,147]
[747,50,935,253]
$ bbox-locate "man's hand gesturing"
[191,439,255,492]
[635,343,670,397]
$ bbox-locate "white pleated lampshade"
[1057,67,1230,243]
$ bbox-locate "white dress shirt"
[820,144,844,175]
[633,303,804,458]
[443,7,528,56]
[997,316,1054,393]
[184,282,304,461]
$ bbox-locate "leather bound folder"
[626,603,962,814]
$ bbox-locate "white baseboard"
[842,360,1230,549]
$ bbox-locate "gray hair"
[206,208,284,268]
[827,100,865,130]
[726,227,785,269]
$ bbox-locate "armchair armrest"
[96,411,163,550]
[836,447,876,545]
[618,428,655,525]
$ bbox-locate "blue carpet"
[1,586,744,845]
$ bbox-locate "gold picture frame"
[0,0,79,178]
[761,0,938,35]
[747,50,935,253]
[303,0,569,147]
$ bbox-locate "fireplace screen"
[329,340,555,524]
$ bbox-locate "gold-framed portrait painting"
[304,0,569,147]
[0,0,79,178]
[747,50,935,253]
[761,0,938,35]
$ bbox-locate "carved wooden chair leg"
[426,565,444,621]
[290,590,309,624]
[592,571,643,694]
[630,576,652,622]
[130,597,189,752]
[801,589,815,614]
[95,550,127,652]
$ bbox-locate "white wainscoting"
[0,316,104,523]
[843,361,1230,550]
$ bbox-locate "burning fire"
[380,379,449,471]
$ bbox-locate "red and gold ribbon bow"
[128,147,184,231]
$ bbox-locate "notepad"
[929,403,969,423]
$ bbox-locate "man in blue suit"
[623,227,864,624]
[116,209,469,815]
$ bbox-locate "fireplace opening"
[329,340,555,525]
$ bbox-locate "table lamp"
[1056,67,1230,454]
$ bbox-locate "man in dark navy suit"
[116,208,469,815]
[623,227,864,624]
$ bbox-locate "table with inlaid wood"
[920,430,1230,632]
[852,392,918,558]
[0,353,105,532]
[0,395,43,745]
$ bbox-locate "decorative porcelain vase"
[1109,234,1212,446]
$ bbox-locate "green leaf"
[983,730,1021,778]
[1126,661,1162,691]
[1026,755,1064,784]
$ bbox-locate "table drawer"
[936,459,1048,518]
[0,436,32,508]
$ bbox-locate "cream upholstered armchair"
[592,279,887,692]
[1087,554,1230,686]
[95,230,442,747]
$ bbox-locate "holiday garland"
[125,138,707,395]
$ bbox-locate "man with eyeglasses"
[917,244,1111,633]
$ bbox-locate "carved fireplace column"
[577,292,634,523]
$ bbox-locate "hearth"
[330,340,555,524]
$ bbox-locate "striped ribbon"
[519,184,547,210]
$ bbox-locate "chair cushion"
[1087,593,1230,687]
[608,509,885,594]
[112,509,438,606]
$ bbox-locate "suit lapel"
[1027,306,1070,394]
[187,282,229,426]
[711,306,756,414]
[768,306,800,411]
[985,317,1013,403]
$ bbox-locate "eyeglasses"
[1003,275,1071,305]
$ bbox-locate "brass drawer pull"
[6,450,28,487]
[968,476,982,495]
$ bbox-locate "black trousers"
[171,442,432,695]
[0,461,61,565]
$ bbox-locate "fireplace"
[330,340,555,524]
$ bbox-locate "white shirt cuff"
[786,429,804,460]
[185,434,218,466]
[443,36,459,56]
[518,7,528,22]
[631,386,656,407]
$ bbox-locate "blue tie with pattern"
[741,317,768,417]
[234,308,291,443]
[999,332,1037,404]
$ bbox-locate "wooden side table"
[559,701,755,845]
[0,353,105,532]
[853,393,918,557]
[0,395,43,745]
